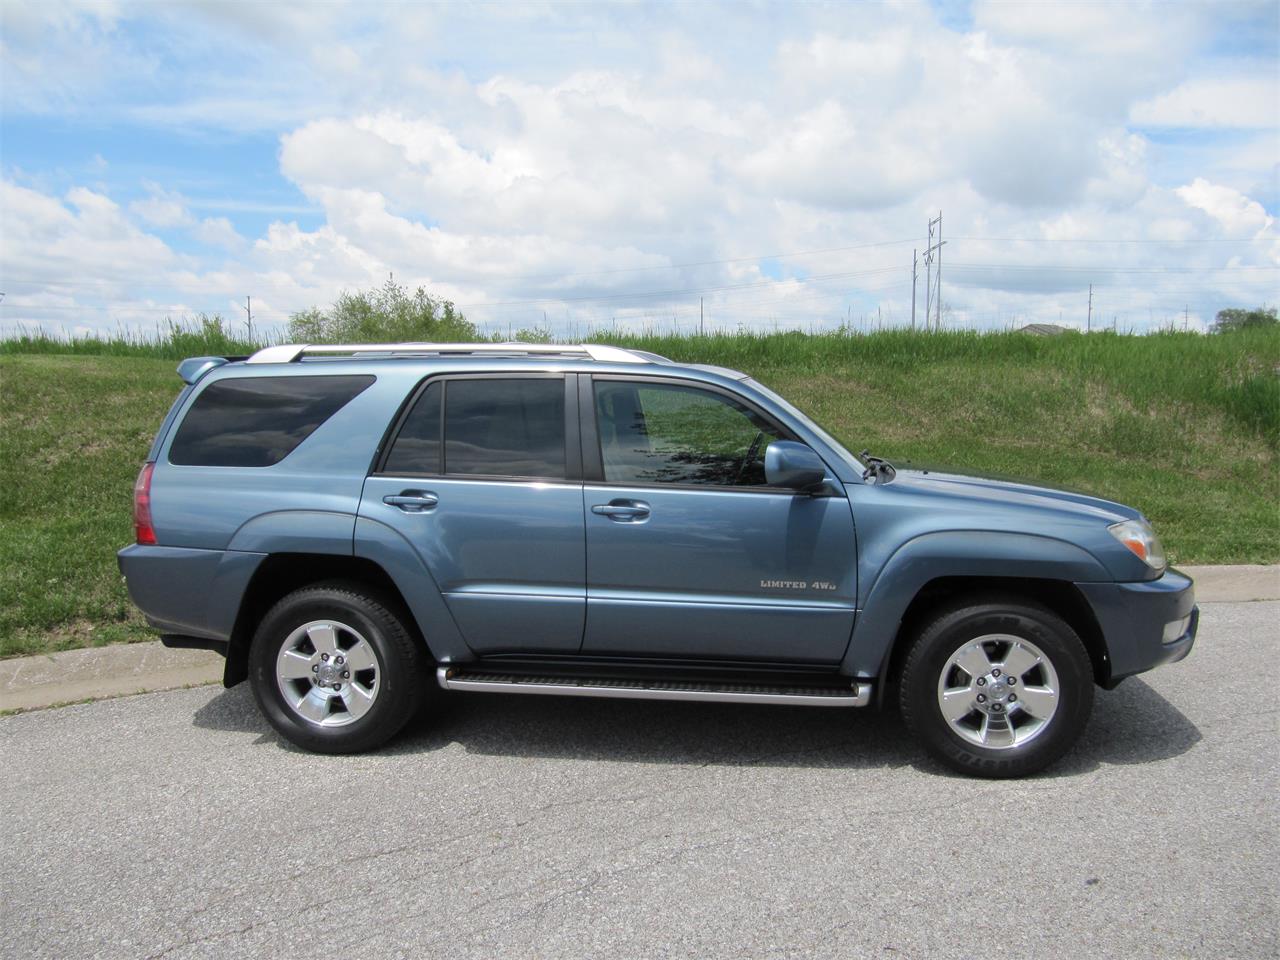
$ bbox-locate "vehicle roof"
[206,342,751,382]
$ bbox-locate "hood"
[888,467,1142,525]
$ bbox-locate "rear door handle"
[383,491,439,512]
[591,500,650,522]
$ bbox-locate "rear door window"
[382,377,566,480]
[169,375,375,467]
[381,381,442,475]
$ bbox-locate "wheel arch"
[224,553,434,687]
[876,575,1110,707]
[842,530,1114,701]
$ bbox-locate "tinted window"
[382,382,442,475]
[444,379,565,479]
[595,381,782,486]
[169,375,374,467]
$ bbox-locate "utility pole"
[910,249,918,330]
[241,296,253,342]
[1184,304,1189,332]
[934,212,942,331]
[700,297,704,336]
[923,212,945,331]
[1087,284,1093,333]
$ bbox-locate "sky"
[1,0,1277,339]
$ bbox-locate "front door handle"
[383,491,439,512]
[591,500,650,522]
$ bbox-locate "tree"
[1211,306,1277,334]
[288,277,478,343]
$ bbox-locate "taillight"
[133,462,157,545]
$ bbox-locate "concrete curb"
[1176,564,1280,604]
[1,644,223,714]
[2,565,1277,715]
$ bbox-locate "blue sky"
[1,0,1276,337]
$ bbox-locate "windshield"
[743,378,864,475]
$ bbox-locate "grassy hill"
[2,327,1276,658]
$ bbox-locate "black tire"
[249,581,431,754]
[899,595,1094,778]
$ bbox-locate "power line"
[948,236,1276,244]
[454,266,908,309]
[946,262,1278,273]
[8,274,1271,321]
[93,237,894,298]
[476,237,920,282]
[3,233,1274,294]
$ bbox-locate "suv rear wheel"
[899,596,1094,778]
[249,582,430,753]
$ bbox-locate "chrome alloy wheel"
[936,634,1060,750]
[275,620,380,727]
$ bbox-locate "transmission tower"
[922,212,945,331]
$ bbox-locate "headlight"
[1108,519,1167,571]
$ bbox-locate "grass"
[1,354,180,656]
[1,326,1277,658]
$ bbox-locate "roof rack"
[245,342,667,365]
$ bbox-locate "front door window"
[594,381,783,487]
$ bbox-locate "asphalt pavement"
[2,601,1276,960]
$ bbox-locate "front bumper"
[1075,567,1198,687]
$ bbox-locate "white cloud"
[737,100,933,210]
[128,182,192,228]
[0,0,139,113]
[192,216,244,251]
[2,1,1277,338]
[1132,74,1280,128]
[1175,178,1277,239]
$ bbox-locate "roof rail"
[245,342,667,365]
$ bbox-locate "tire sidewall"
[905,604,1093,778]
[249,588,419,753]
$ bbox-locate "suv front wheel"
[249,582,429,753]
[899,596,1094,778]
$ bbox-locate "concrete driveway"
[2,601,1276,959]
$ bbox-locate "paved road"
[3,602,1276,960]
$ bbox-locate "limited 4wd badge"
[760,579,839,591]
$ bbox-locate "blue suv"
[119,342,1197,776]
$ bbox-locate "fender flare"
[226,509,357,555]
[352,515,471,663]
[841,530,1111,678]
[222,511,469,676]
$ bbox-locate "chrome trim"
[246,342,662,365]
[436,667,871,707]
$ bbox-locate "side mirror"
[765,441,828,492]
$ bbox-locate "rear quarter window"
[168,375,375,467]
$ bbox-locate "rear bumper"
[117,544,265,643]
[1076,568,1198,687]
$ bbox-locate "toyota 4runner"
[119,342,1198,777]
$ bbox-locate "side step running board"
[437,667,872,708]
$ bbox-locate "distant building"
[1019,323,1070,336]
